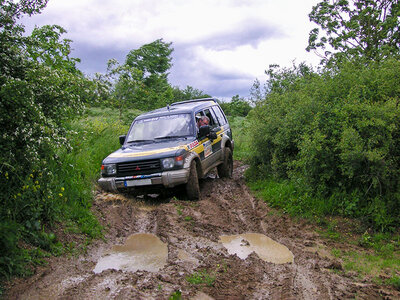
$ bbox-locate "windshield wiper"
[127,139,155,143]
[154,135,186,140]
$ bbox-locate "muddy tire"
[185,160,200,200]
[217,147,233,178]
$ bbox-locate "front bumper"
[98,168,190,192]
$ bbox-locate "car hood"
[102,138,196,164]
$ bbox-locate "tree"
[111,39,174,110]
[307,0,400,64]
[125,38,173,93]
[249,79,266,104]
[126,39,173,79]
[105,58,143,116]
[0,0,49,83]
[26,24,81,73]
[220,95,252,117]
[172,85,211,101]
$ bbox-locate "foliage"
[0,0,103,281]
[341,246,400,289]
[227,116,251,161]
[172,85,211,101]
[103,40,212,112]
[168,290,182,300]
[247,58,400,230]
[249,78,267,104]
[307,0,400,64]
[26,24,81,73]
[186,269,216,286]
[107,39,175,111]
[388,275,400,291]
[219,95,252,117]
[126,38,173,80]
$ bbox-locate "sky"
[22,0,322,99]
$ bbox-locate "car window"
[126,113,193,142]
[203,108,217,127]
[212,105,227,126]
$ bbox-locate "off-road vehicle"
[98,98,234,199]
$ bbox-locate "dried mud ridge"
[6,162,400,299]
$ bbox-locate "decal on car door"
[203,140,212,158]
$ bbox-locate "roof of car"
[135,98,218,120]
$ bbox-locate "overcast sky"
[22,0,321,99]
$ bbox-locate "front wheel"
[217,148,233,178]
[185,160,200,200]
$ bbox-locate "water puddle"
[219,233,294,264]
[94,233,168,274]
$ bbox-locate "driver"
[197,116,210,128]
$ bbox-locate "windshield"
[126,113,194,143]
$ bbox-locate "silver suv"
[98,98,234,200]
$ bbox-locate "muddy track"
[5,162,399,299]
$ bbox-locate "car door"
[195,107,222,171]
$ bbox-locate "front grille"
[117,159,161,176]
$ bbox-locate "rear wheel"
[185,160,200,200]
[217,147,233,178]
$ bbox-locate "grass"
[338,246,400,287]
[168,290,182,300]
[247,177,332,218]
[175,204,183,216]
[186,269,216,286]
[227,116,251,161]
[317,221,400,289]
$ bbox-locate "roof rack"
[170,98,217,106]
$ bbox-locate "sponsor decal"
[187,140,199,150]
[203,140,212,158]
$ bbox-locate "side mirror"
[119,135,126,145]
[198,125,211,138]
[208,126,220,140]
[209,132,217,140]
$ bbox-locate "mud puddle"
[94,233,167,273]
[219,233,294,264]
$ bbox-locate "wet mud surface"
[5,162,400,299]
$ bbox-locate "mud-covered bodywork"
[98,98,234,197]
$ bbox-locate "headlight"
[162,158,175,169]
[101,164,117,175]
[161,155,184,170]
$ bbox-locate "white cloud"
[22,0,321,98]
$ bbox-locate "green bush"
[220,95,252,117]
[0,2,112,280]
[247,59,400,230]
[227,116,251,161]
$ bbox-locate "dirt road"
[5,162,399,299]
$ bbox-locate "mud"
[5,162,400,299]
[219,233,294,264]
[94,233,168,274]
